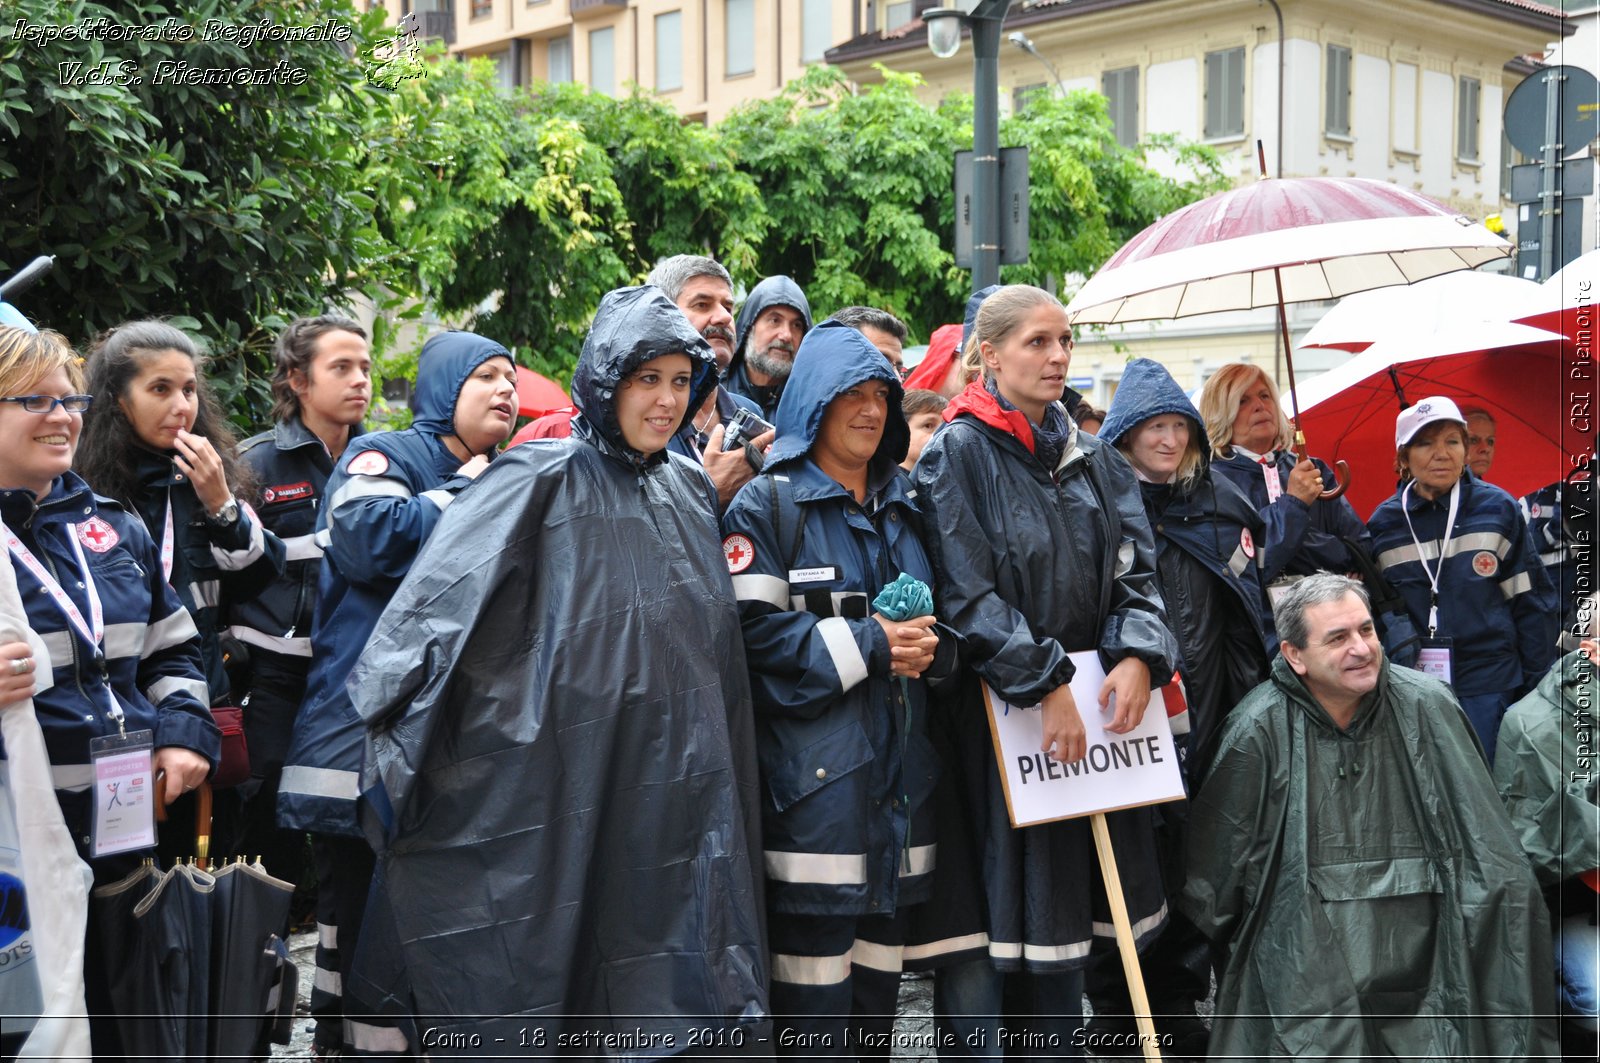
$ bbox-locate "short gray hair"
[646,255,733,303]
[1274,573,1371,649]
[829,306,907,341]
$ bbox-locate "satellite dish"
[1504,65,1600,159]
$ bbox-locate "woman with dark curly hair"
[76,321,284,852]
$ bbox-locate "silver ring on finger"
[10,657,30,676]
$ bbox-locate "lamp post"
[925,0,1011,292]
[1008,31,1066,98]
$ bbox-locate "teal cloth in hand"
[873,573,933,621]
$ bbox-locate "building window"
[802,0,831,63]
[1325,44,1351,137]
[725,0,754,77]
[1103,66,1138,147]
[886,2,913,31]
[656,11,682,91]
[1458,76,1481,162]
[1204,46,1245,139]
[548,34,572,83]
[1013,82,1047,113]
[470,0,490,18]
[490,49,513,90]
[589,26,614,94]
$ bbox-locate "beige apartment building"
[371,0,937,122]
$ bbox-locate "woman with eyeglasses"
[0,325,217,1057]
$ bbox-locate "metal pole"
[1539,67,1564,281]
[971,14,1002,291]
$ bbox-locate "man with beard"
[725,274,812,420]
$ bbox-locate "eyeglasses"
[0,394,93,414]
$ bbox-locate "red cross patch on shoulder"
[346,450,390,477]
[1472,551,1499,578]
[76,517,120,553]
[723,534,755,574]
[1239,528,1256,559]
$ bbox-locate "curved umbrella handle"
[1319,459,1351,500]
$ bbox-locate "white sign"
[984,651,1186,828]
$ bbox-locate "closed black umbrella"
[206,858,295,1061]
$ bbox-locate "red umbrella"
[1288,329,1567,518]
[514,367,570,418]
[1066,164,1511,497]
[1514,248,1600,338]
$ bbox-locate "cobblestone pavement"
[272,933,1206,1061]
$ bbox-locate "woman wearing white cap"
[1366,396,1558,762]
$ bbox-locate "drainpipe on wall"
[1261,0,1285,386]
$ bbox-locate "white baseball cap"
[1395,396,1467,448]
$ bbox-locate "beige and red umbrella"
[1065,163,1511,495]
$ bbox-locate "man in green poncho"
[1182,573,1558,1060]
[1494,632,1600,1053]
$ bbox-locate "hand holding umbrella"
[872,574,938,680]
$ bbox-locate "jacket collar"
[0,472,101,531]
[783,455,910,508]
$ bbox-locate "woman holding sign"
[911,286,1176,1055]
[0,325,216,1055]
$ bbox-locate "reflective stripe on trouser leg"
[310,833,377,1053]
[769,909,911,1060]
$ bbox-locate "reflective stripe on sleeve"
[731,573,789,609]
[1500,570,1534,600]
[816,616,869,691]
[188,579,221,610]
[144,608,199,656]
[329,475,412,514]
[763,850,867,885]
[146,675,210,707]
[420,488,454,511]
[209,512,267,571]
[282,532,323,562]
[103,621,146,662]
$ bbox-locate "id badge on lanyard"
[1261,459,1283,503]
[89,729,157,856]
[1417,636,1454,686]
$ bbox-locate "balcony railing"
[421,8,455,44]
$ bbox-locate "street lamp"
[925,0,1011,291]
[1008,31,1066,97]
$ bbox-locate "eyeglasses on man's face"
[0,394,93,414]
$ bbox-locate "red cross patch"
[263,481,313,504]
[723,534,755,574]
[1240,528,1256,559]
[346,450,390,476]
[76,517,119,553]
[1530,503,1541,519]
[1472,551,1499,578]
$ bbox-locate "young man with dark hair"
[228,314,372,1053]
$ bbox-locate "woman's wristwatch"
[208,497,240,527]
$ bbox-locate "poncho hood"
[732,275,813,364]
[410,331,513,436]
[570,285,718,459]
[764,321,909,473]
[1099,357,1210,461]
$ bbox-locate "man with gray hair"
[828,306,908,378]
[645,254,774,507]
[1181,573,1557,1059]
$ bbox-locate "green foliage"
[1,0,390,427]
[719,66,967,340]
[4,6,1222,425]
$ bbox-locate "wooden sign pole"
[1090,811,1163,1063]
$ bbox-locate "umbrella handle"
[1319,459,1351,500]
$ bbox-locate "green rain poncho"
[1182,655,1558,1060]
[1494,650,1600,886]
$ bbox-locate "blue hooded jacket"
[722,322,947,916]
[279,331,511,836]
[725,275,813,419]
[1102,359,1275,764]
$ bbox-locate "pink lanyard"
[160,492,174,582]
[4,519,122,725]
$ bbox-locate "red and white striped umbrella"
[1065,178,1510,325]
